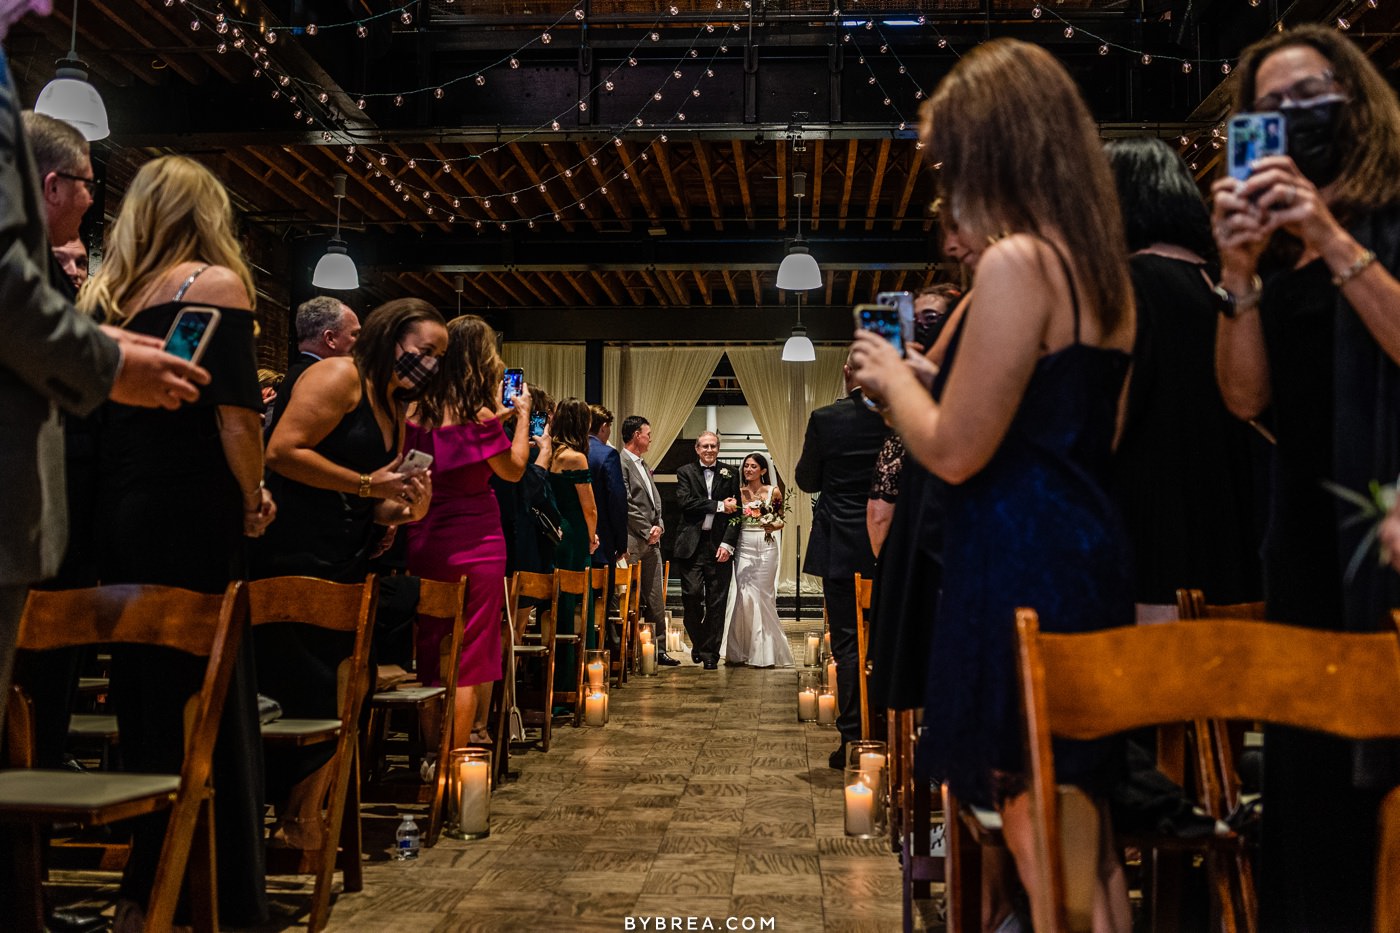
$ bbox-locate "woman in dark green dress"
[545,398,598,697]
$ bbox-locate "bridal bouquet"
[734,494,786,544]
[1324,477,1399,581]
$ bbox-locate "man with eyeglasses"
[21,111,93,303]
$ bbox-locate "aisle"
[318,661,909,932]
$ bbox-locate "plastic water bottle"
[394,814,421,860]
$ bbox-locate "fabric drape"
[618,347,725,461]
[500,343,585,403]
[727,347,847,594]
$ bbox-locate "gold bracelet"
[1331,248,1377,288]
[358,473,372,497]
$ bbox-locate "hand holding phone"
[875,291,916,353]
[400,449,434,476]
[502,368,525,408]
[162,307,222,365]
[854,304,905,356]
[529,410,548,438]
[1228,112,1287,182]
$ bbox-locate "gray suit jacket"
[0,56,121,585]
[621,449,663,551]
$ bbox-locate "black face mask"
[1282,97,1346,188]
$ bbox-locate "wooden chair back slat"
[19,585,233,656]
[417,577,469,845]
[508,571,560,750]
[1017,607,1400,933]
[855,573,874,740]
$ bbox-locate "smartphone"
[875,290,916,355]
[161,307,221,365]
[502,368,525,408]
[529,410,547,438]
[1227,112,1287,181]
[400,449,434,476]
[854,304,904,356]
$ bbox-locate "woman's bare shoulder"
[555,448,588,470]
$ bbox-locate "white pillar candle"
[824,631,832,657]
[641,642,656,674]
[585,690,608,726]
[586,660,605,687]
[805,634,820,667]
[844,779,876,835]
[457,759,490,836]
[639,629,653,645]
[817,692,837,725]
[797,688,818,720]
[826,659,838,695]
[860,752,887,777]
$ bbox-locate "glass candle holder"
[446,747,492,840]
[847,739,888,787]
[844,766,887,838]
[825,656,838,695]
[636,622,656,675]
[584,648,610,689]
[583,681,610,726]
[816,687,838,726]
[803,631,822,667]
[823,630,832,661]
[796,669,822,722]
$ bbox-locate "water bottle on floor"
[394,814,421,860]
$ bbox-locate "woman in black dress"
[1105,137,1262,606]
[255,297,444,848]
[77,155,275,930]
[1212,26,1400,930]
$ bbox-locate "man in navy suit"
[588,405,628,648]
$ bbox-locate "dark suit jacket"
[672,460,741,560]
[588,435,628,562]
[263,350,320,439]
[795,391,890,579]
[0,52,120,585]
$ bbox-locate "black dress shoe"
[702,659,718,670]
[47,908,107,933]
[828,744,848,770]
[656,652,681,667]
[691,651,701,664]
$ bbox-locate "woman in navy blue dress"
[850,40,1135,931]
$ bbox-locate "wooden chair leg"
[942,784,982,933]
[541,644,556,753]
[187,794,219,933]
[5,823,46,933]
[340,760,364,893]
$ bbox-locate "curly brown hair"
[413,314,503,430]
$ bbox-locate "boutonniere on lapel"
[719,467,732,479]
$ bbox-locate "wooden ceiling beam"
[122,0,227,82]
[15,14,150,87]
[577,142,633,230]
[692,269,712,306]
[511,270,555,306]
[720,269,739,307]
[462,273,510,307]
[892,147,924,232]
[486,271,531,306]
[731,141,755,231]
[424,143,500,225]
[863,138,892,232]
[638,268,671,306]
[616,141,661,223]
[664,270,690,305]
[281,147,382,223]
[559,272,598,306]
[895,270,909,293]
[470,145,534,223]
[590,270,624,305]
[308,146,425,233]
[539,143,603,232]
[838,140,859,232]
[387,145,457,232]
[404,270,458,307]
[83,0,203,85]
[617,272,647,306]
[845,269,860,305]
[810,140,825,231]
[649,140,690,232]
[507,142,576,233]
[233,149,331,224]
[691,141,724,232]
[537,272,574,306]
[749,270,763,305]
[824,273,834,307]
[869,271,883,298]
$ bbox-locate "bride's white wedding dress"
[721,486,794,668]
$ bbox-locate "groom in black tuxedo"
[673,432,741,669]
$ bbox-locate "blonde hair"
[78,155,255,320]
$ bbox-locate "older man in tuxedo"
[796,364,890,767]
[620,415,679,666]
[264,295,359,435]
[673,431,740,669]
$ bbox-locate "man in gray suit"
[0,3,210,723]
[620,415,679,665]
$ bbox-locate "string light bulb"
[306,23,318,36]
[356,23,367,37]
[1063,26,1074,37]
[1031,4,1042,17]
[1182,61,1193,73]
[1098,43,1109,55]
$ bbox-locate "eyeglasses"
[1251,71,1340,112]
[54,172,98,194]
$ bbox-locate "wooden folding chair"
[249,575,378,933]
[361,577,469,847]
[854,573,874,740]
[1015,608,1400,933]
[510,571,559,751]
[611,562,639,686]
[0,583,248,933]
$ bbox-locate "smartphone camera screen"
[529,410,547,437]
[857,306,904,356]
[1227,113,1286,181]
[164,310,217,362]
[502,368,525,408]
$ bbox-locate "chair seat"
[261,718,342,745]
[512,644,548,655]
[371,686,445,704]
[0,769,179,825]
[68,714,119,739]
[967,804,1002,833]
[76,677,109,696]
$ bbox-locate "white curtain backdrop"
[727,346,848,594]
[602,346,623,438]
[617,347,725,459]
[500,342,586,403]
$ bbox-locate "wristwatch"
[1212,274,1263,318]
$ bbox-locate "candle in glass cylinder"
[824,631,832,658]
[585,689,608,726]
[805,634,820,667]
[639,628,653,645]
[860,751,887,777]
[826,659,837,694]
[641,642,656,674]
[817,691,837,725]
[457,758,490,836]
[844,777,876,835]
[586,660,605,687]
[797,688,818,721]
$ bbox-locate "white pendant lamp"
[776,172,822,291]
[34,0,110,141]
[313,174,359,290]
[782,293,817,362]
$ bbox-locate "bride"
[722,453,794,668]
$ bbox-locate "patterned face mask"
[393,345,439,393]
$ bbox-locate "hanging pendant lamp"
[312,174,359,290]
[776,172,822,291]
[34,0,110,141]
[782,293,816,362]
